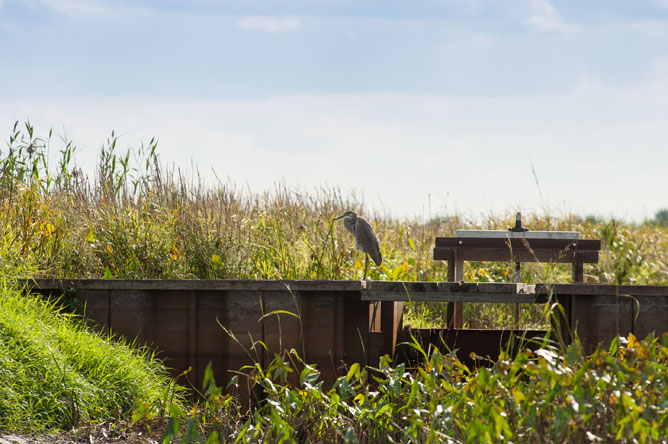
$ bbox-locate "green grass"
[0,274,181,432]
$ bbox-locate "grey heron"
[334,211,382,279]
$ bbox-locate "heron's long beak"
[333,214,345,221]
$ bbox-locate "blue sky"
[1,0,667,221]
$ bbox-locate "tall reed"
[2,122,667,329]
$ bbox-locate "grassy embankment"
[0,271,180,432]
[1,122,667,442]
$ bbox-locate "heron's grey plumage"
[334,211,382,278]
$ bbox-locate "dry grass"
[2,121,668,330]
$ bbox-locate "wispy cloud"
[524,0,578,34]
[14,0,114,18]
[16,0,151,19]
[238,16,302,33]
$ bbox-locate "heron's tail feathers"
[370,251,382,267]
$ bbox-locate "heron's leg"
[363,254,369,280]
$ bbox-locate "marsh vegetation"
[2,122,667,442]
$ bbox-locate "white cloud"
[524,0,579,34]
[238,16,302,33]
[42,0,112,17]
[15,0,152,19]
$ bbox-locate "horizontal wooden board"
[456,230,579,239]
[27,279,363,292]
[435,237,601,250]
[363,281,534,293]
[536,284,668,297]
[433,247,599,263]
[361,291,540,303]
[362,282,540,302]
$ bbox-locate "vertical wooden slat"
[187,290,198,388]
[446,255,455,328]
[446,257,464,328]
[572,252,584,282]
[342,291,371,368]
[380,301,394,358]
[369,302,381,332]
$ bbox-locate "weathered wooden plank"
[301,291,351,383]
[193,289,229,390]
[210,290,264,406]
[29,278,363,292]
[537,284,668,297]
[363,281,533,293]
[369,302,381,332]
[634,295,668,339]
[76,289,110,331]
[261,289,303,359]
[433,247,599,263]
[456,230,579,239]
[362,281,438,292]
[570,294,635,354]
[435,237,601,250]
[187,290,198,387]
[341,292,372,369]
[446,256,464,329]
[380,301,400,356]
[108,289,190,374]
[362,291,539,303]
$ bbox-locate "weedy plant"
[151,333,668,444]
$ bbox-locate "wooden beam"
[433,247,599,264]
[435,237,601,250]
[362,282,540,303]
[362,291,540,303]
[362,281,534,293]
[455,229,579,239]
[28,278,364,292]
[536,284,668,297]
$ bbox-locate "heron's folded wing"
[355,217,382,266]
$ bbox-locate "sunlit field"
[2,123,667,442]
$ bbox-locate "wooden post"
[369,302,381,332]
[514,262,521,329]
[446,254,464,329]
[380,301,397,357]
[566,251,584,346]
[572,252,584,283]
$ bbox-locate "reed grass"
[3,122,668,441]
[2,121,668,330]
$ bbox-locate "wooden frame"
[433,236,602,328]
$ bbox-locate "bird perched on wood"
[333,211,382,279]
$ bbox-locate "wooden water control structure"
[432,212,601,328]
[27,214,668,401]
